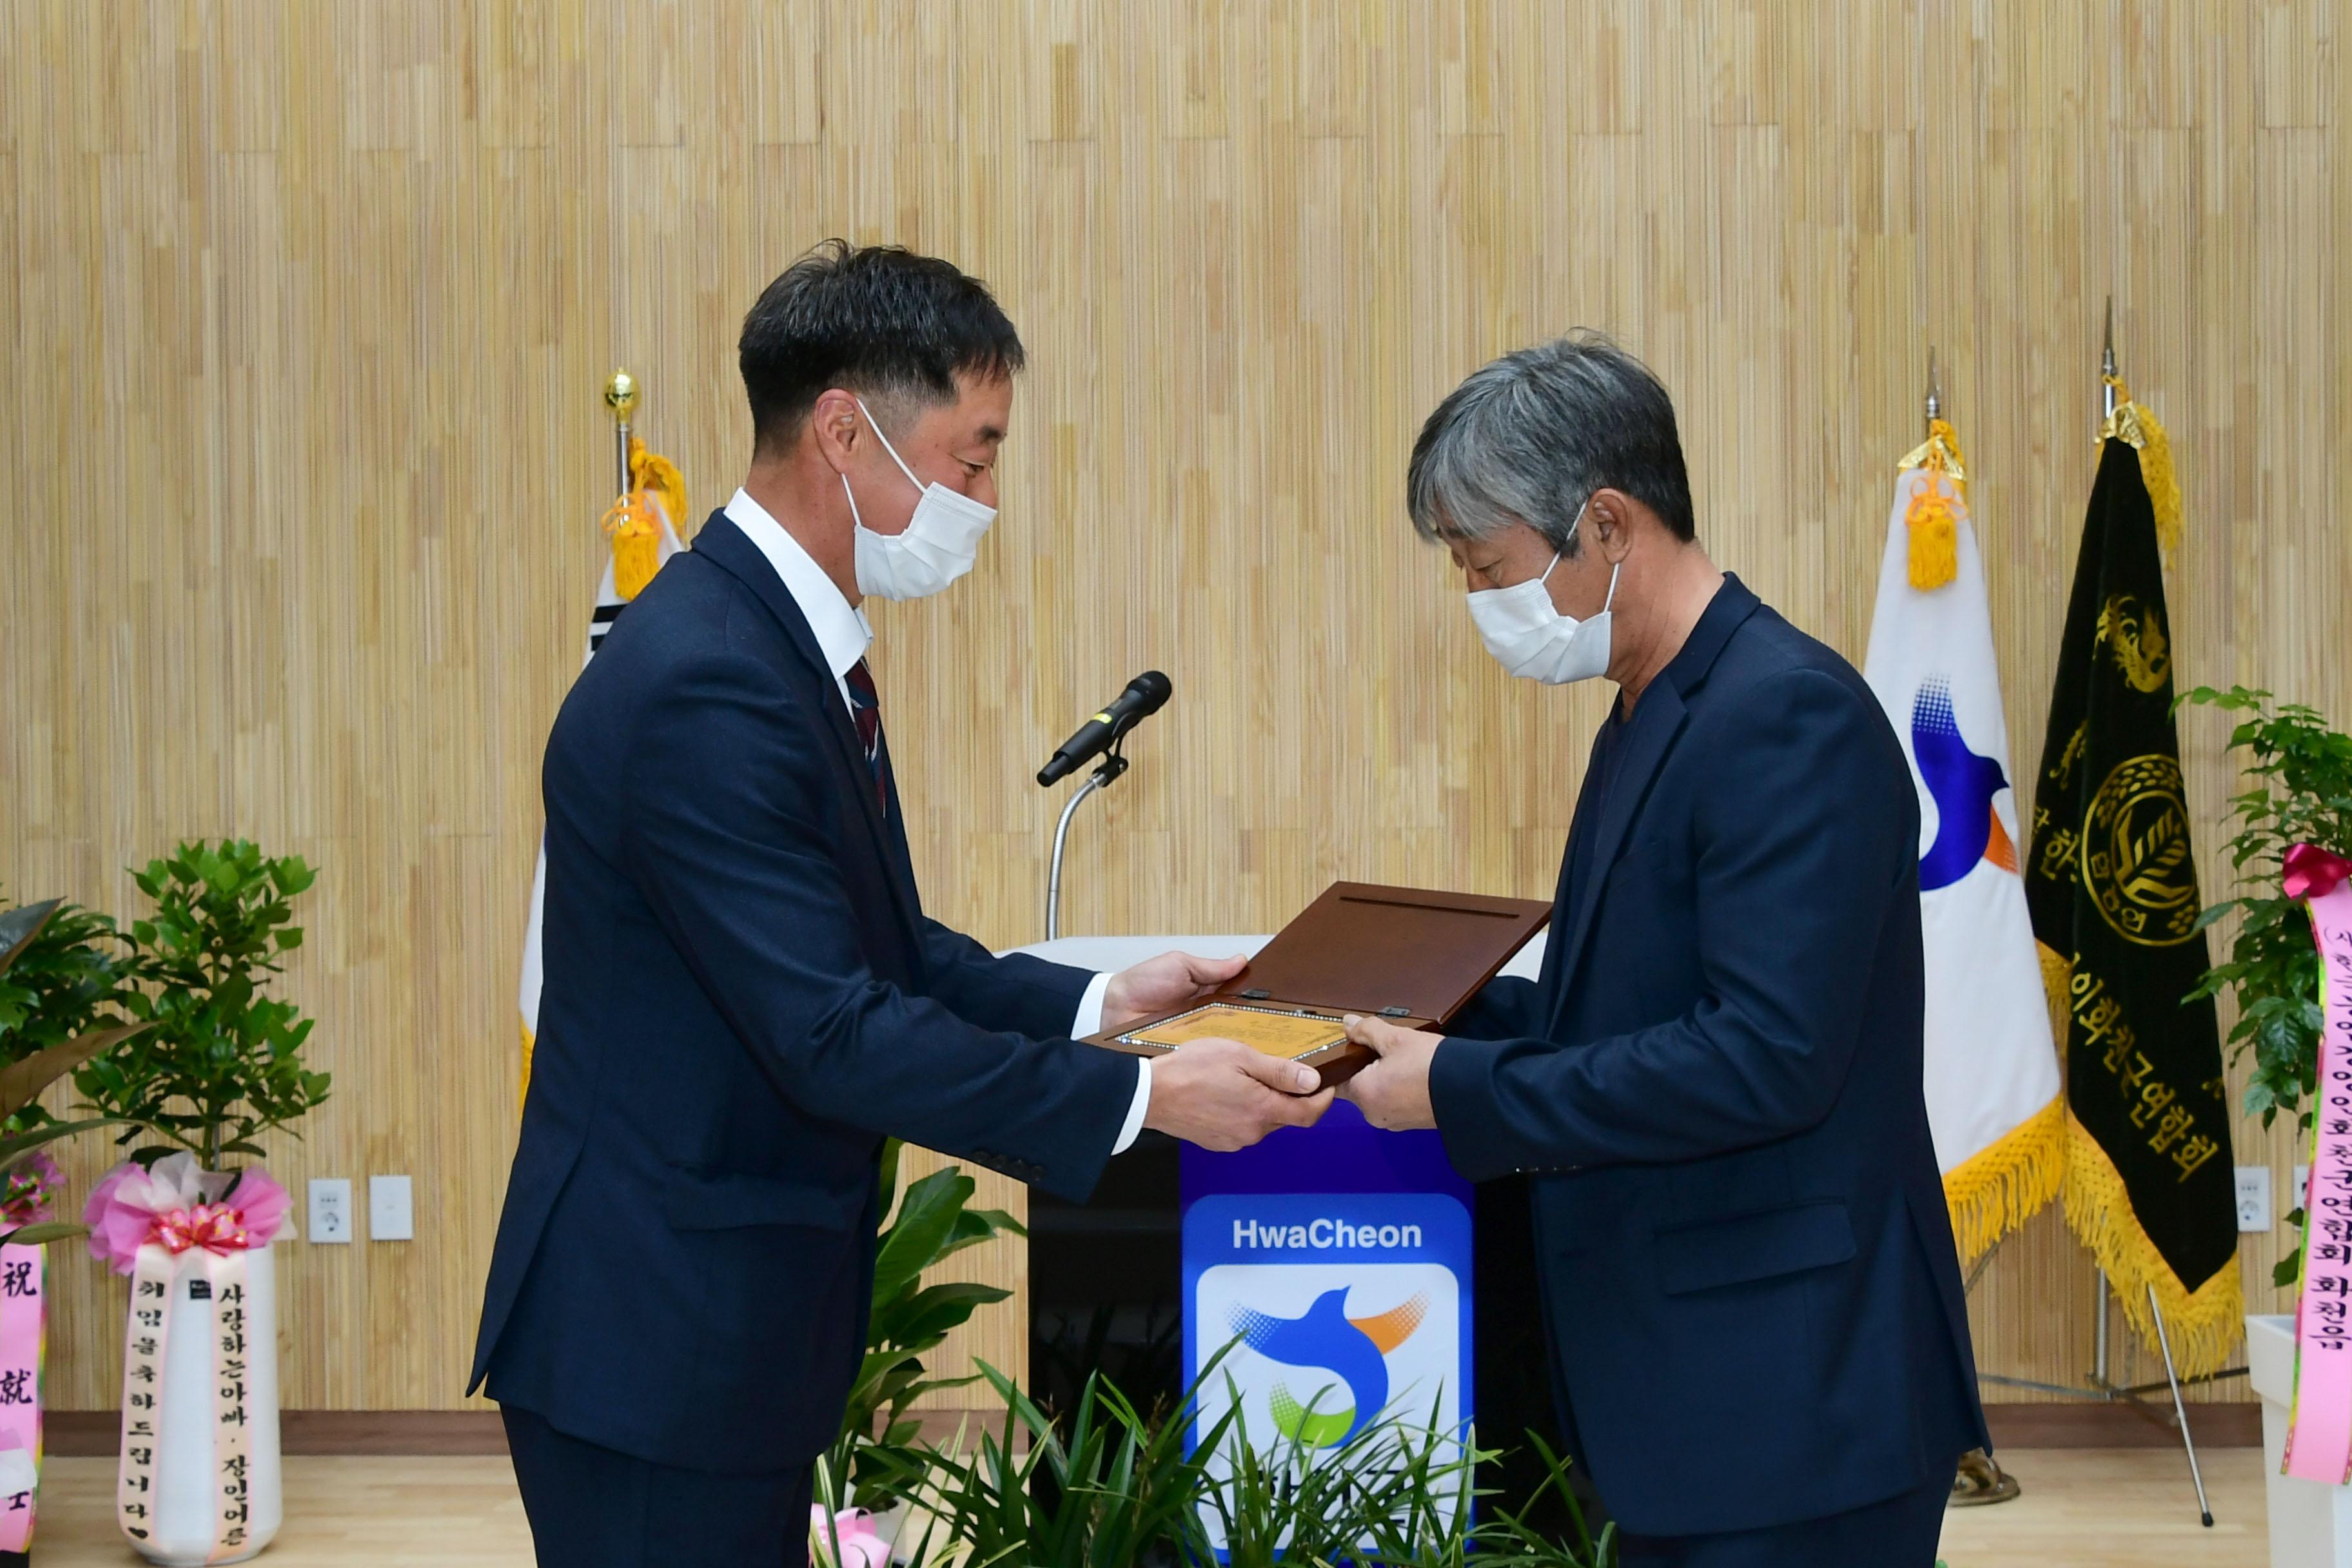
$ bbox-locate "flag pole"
[605,368,639,500]
[1927,343,2029,1512]
[2094,295,2118,1393]
[2101,297,2118,425]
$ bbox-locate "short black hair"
[738,240,1026,453]
[1407,332,1696,553]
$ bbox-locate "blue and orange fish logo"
[1229,1287,1428,1447]
[1912,677,2019,893]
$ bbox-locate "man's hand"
[1102,951,1250,1033]
[1142,1039,1334,1152]
[1336,1014,1442,1131]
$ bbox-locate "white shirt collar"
[723,487,872,684]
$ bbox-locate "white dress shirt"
[722,489,1152,1153]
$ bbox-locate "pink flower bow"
[808,1505,890,1568]
[2287,843,2352,903]
[83,1153,293,1277]
[0,1152,63,1228]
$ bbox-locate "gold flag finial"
[604,368,640,425]
[1925,346,1941,427]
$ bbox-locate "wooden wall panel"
[3,0,2344,1412]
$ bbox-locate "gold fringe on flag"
[2099,375,2184,560]
[2061,1115,2244,1378]
[1896,416,1968,591]
[2037,941,2073,1047]
[519,1023,534,1111]
[1943,1092,2066,1266]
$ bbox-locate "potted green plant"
[2179,685,2352,1559]
[2178,688,2352,1259]
[843,1353,1614,1568]
[71,841,324,1566]
[825,1141,1026,1518]
[76,841,329,1171]
[0,897,155,1565]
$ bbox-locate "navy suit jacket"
[1432,575,1988,1536]
[471,513,1138,1474]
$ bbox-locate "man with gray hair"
[1340,334,1987,1565]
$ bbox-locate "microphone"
[1037,671,1172,785]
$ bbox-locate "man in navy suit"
[1342,335,1987,1565]
[472,242,1331,1567]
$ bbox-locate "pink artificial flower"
[808,1505,888,1568]
[83,1153,294,1275]
[222,1166,293,1248]
[2286,843,2352,903]
[0,1151,63,1226]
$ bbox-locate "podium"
[1015,932,1547,1542]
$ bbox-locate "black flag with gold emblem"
[2026,400,2239,1375]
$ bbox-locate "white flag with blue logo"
[1861,426,2063,1264]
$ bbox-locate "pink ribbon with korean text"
[2284,844,2352,1483]
[0,1153,61,1554]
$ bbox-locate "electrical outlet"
[2237,1166,2273,1233]
[309,1178,352,1244]
[2298,1165,2313,1205]
[369,1175,414,1242]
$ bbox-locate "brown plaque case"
[1084,881,1551,1088]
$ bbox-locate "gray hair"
[1406,332,1696,554]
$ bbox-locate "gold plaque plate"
[1117,1003,1349,1060]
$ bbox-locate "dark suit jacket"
[1431,574,1988,1536]
[471,513,1137,1474]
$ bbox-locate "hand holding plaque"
[1139,1035,1333,1151]
[1085,883,1551,1089]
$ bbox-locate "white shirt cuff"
[1113,1060,1153,1155]
[1073,973,1153,1155]
[1073,972,1112,1039]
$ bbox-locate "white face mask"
[1465,504,1620,685]
[841,397,997,600]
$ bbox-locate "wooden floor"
[15,1449,2269,1565]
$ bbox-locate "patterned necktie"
[843,658,889,810]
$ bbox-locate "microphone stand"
[1044,736,1130,941]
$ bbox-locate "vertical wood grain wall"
[3,0,2339,1411]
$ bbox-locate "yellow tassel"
[1896,416,1968,592]
[1942,1093,2066,1266]
[2061,1115,2244,1378]
[2099,375,2184,560]
[1897,417,1968,504]
[629,435,689,536]
[602,495,662,601]
[519,1022,534,1113]
[1905,478,1960,591]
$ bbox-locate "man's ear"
[1589,490,1637,565]
[808,388,863,475]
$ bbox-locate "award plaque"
[1086,882,1551,1088]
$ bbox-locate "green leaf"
[0,902,61,979]
[871,1169,977,1305]
[0,1117,141,1173]
[0,1023,153,1121]
[0,1221,87,1249]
